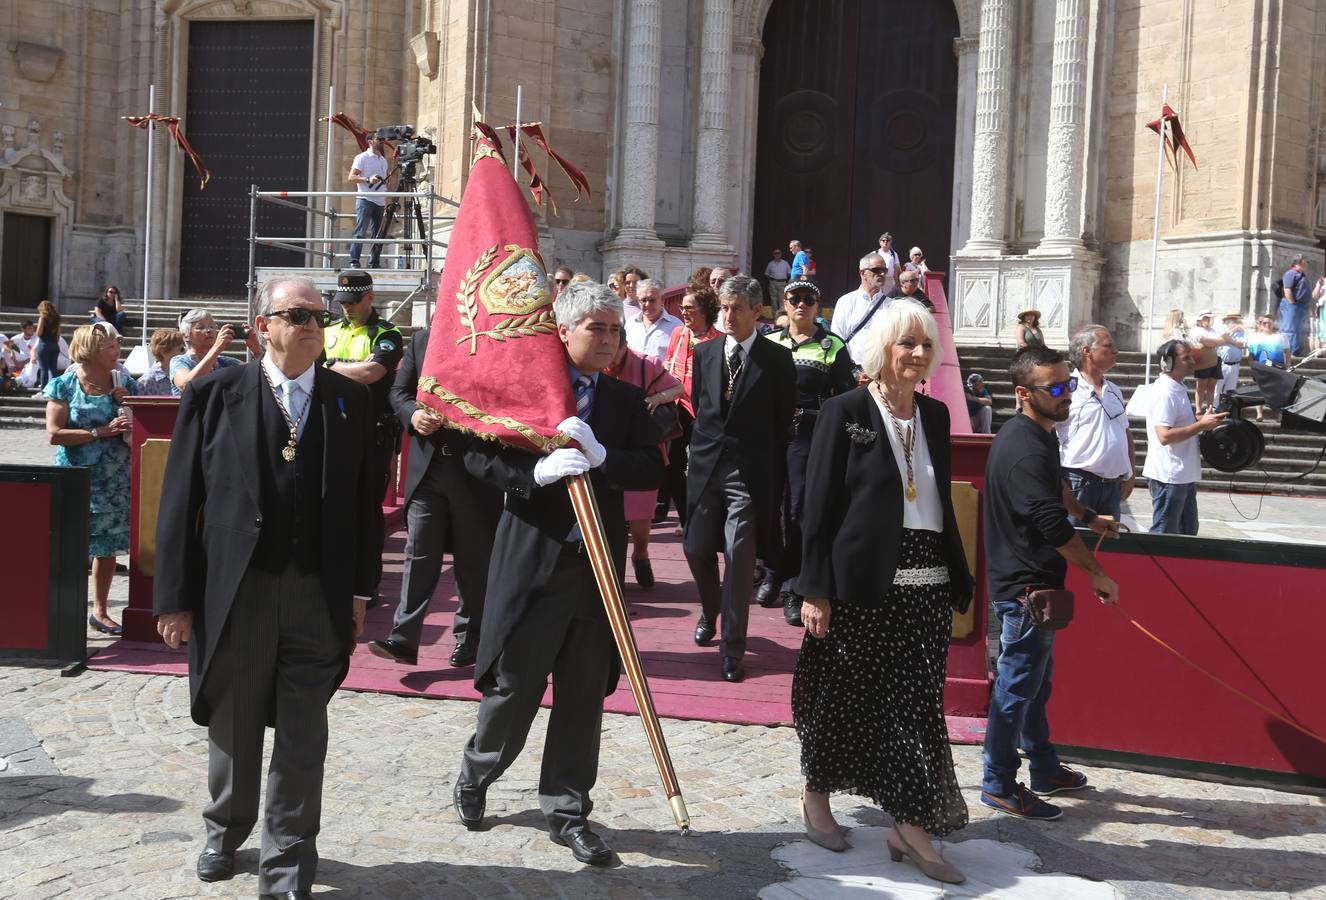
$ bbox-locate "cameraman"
[347,133,390,268]
[324,270,404,602]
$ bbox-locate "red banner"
[1145,103,1198,171]
[123,114,211,188]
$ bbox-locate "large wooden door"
[752,0,959,305]
[180,20,314,297]
[1,213,52,308]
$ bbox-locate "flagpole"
[322,85,335,266]
[141,83,155,346]
[1144,82,1168,385]
[512,85,523,180]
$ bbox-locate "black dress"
[791,389,971,836]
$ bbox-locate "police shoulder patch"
[378,338,396,352]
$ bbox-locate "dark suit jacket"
[465,372,663,691]
[153,361,378,726]
[390,327,492,506]
[795,387,974,613]
[686,334,796,528]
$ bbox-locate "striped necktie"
[575,375,594,421]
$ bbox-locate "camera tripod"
[373,162,428,269]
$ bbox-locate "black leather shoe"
[721,657,744,682]
[368,638,417,666]
[453,778,485,830]
[550,828,614,866]
[782,592,804,627]
[195,848,234,882]
[450,640,477,668]
[756,578,780,608]
[632,557,655,589]
[693,617,715,646]
[259,892,314,900]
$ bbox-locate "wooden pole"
[566,473,691,834]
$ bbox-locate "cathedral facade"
[2,0,1323,349]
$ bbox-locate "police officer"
[763,279,856,625]
[323,269,405,601]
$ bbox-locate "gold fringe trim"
[417,376,570,454]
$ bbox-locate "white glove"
[533,448,591,487]
[557,416,606,468]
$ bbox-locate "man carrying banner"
[452,280,664,865]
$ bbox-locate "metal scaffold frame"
[245,186,458,324]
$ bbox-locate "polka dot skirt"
[792,528,969,836]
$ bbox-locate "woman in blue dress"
[44,323,137,635]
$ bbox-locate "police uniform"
[766,315,856,622]
[323,270,405,594]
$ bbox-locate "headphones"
[1157,339,1183,373]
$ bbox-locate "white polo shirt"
[352,149,389,206]
[1142,375,1202,485]
[626,310,682,361]
[1056,371,1133,480]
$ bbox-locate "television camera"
[1201,358,1326,472]
[374,124,436,169]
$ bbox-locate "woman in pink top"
[606,332,684,590]
[661,288,722,529]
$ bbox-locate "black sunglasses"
[1026,377,1078,398]
[786,294,818,306]
[554,278,571,286]
[865,266,887,275]
[270,308,334,328]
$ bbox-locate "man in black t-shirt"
[980,346,1120,822]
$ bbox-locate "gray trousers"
[684,457,758,660]
[390,450,497,650]
[202,564,342,894]
[460,548,613,836]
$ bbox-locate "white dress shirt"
[832,288,888,365]
[870,391,943,532]
[1056,371,1132,479]
[626,310,682,361]
[723,330,759,361]
[262,355,317,439]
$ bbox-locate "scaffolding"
[244,186,458,325]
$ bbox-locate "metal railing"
[245,186,458,323]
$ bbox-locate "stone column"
[618,0,663,241]
[690,0,733,251]
[962,0,1014,256]
[1038,0,1090,252]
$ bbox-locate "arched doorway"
[751,0,959,303]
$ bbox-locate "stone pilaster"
[1038,0,1090,253]
[962,0,1014,256]
[618,0,663,241]
[689,0,733,253]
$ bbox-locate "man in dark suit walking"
[684,273,796,682]
[154,276,377,900]
[368,327,501,667]
[452,281,663,866]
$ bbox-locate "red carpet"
[89,519,987,740]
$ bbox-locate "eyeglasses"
[269,308,334,328]
[680,305,696,313]
[900,279,918,286]
[1026,377,1078,398]
[554,278,570,286]
[786,295,818,307]
[865,266,887,275]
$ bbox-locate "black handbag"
[1019,587,1075,630]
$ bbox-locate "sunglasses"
[786,295,818,306]
[900,279,918,285]
[865,266,887,275]
[554,278,570,286]
[270,308,334,328]
[1026,377,1078,398]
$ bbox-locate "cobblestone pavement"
[1,663,1324,899]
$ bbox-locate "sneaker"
[980,784,1062,820]
[1030,765,1089,796]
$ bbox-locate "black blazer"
[686,334,796,522]
[390,327,493,505]
[795,387,973,613]
[464,372,663,691]
[153,362,378,725]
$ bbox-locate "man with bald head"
[154,277,378,899]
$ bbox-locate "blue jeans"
[350,198,384,267]
[1148,479,1198,535]
[1279,300,1306,356]
[35,339,60,388]
[1064,469,1123,524]
[981,599,1061,796]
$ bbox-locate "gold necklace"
[876,384,917,501]
[259,364,310,463]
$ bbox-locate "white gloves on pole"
[533,449,591,486]
[557,417,606,468]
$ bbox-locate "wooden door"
[180,20,314,297]
[1,213,52,308]
[752,0,959,305]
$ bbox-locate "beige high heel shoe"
[888,827,965,884]
[801,800,849,852]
